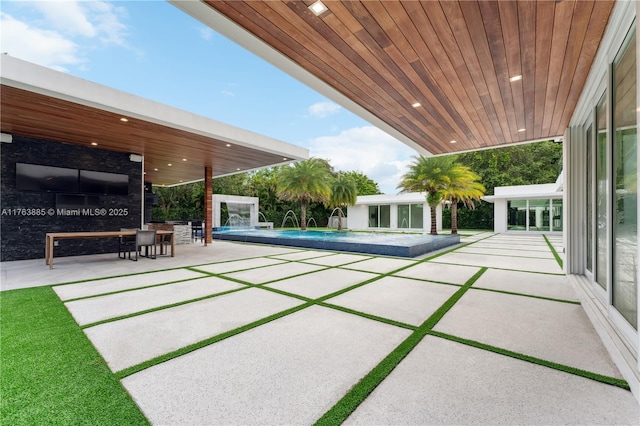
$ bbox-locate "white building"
[348,193,443,233]
[484,173,563,233]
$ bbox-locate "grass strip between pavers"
[469,286,581,305]
[80,286,251,329]
[115,302,312,379]
[316,302,417,331]
[0,287,149,425]
[543,234,564,269]
[313,267,488,426]
[61,274,214,302]
[426,330,630,390]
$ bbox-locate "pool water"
[212,228,460,258]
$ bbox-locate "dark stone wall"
[1,136,143,261]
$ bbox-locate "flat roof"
[0,55,307,186]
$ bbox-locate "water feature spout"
[225,202,251,228]
[328,207,346,230]
[306,217,317,228]
[281,210,300,229]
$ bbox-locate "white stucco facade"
[484,173,563,233]
[348,193,442,233]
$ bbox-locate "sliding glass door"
[612,31,637,329]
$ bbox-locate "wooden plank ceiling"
[0,85,296,186]
[203,0,614,154]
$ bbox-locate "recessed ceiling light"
[411,102,421,108]
[236,168,241,171]
[450,140,457,144]
[154,168,158,171]
[120,117,129,122]
[226,143,231,147]
[509,75,522,82]
[309,0,328,16]
[168,163,172,166]
[518,128,526,132]
[283,157,288,161]
[90,142,98,146]
[182,158,187,162]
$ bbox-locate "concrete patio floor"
[2,231,639,424]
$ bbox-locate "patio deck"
[1,232,638,424]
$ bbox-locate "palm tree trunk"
[337,208,343,231]
[300,200,307,231]
[451,198,458,235]
[430,202,438,235]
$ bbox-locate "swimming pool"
[212,229,460,257]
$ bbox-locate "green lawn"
[0,286,148,425]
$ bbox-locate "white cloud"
[308,126,418,194]
[308,101,341,118]
[30,1,96,37]
[0,1,129,71]
[0,12,80,71]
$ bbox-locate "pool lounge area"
[212,229,461,258]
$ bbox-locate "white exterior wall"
[348,204,370,230]
[494,199,507,233]
[349,193,442,232]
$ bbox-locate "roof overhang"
[0,55,308,186]
[170,0,614,155]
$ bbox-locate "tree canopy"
[397,155,459,235]
[276,158,333,230]
[328,173,358,230]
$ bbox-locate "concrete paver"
[431,252,563,274]
[325,276,459,326]
[434,289,624,377]
[394,261,480,285]
[64,276,244,326]
[346,336,640,425]
[457,246,554,259]
[222,261,327,284]
[269,250,336,261]
[191,257,286,274]
[53,269,206,300]
[121,306,411,425]
[265,268,377,299]
[341,257,417,274]
[472,268,578,301]
[301,253,372,266]
[84,287,303,372]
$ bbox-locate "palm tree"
[276,158,332,230]
[397,155,457,235]
[441,165,485,234]
[328,173,357,230]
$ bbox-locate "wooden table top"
[46,230,174,238]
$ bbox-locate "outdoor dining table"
[45,230,175,269]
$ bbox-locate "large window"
[586,123,593,274]
[612,31,637,329]
[397,204,423,229]
[528,199,550,232]
[507,199,562,232]
[596,94,608,290]
[507,200,527,230]
[369,205,390,228]
[552,199,563,232]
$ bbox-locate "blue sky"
[0,0,418,193]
